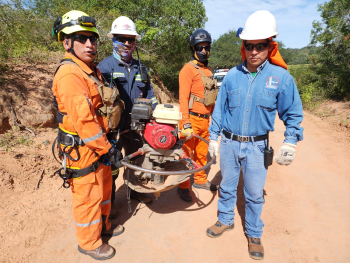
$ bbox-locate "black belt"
[58,128,85,146]
[67,158,104,178]
[222,130,267,142]
[189,111,210,119]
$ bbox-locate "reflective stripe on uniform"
[135,74,142,81]
[83,130,103,144]
[113,72,125,78]
[112,168,119,176]
[101,200,111,206]
[150,97,158,104]
[75,217,101,227]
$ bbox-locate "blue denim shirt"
[209,60,304,145]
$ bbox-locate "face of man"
[113,34,136,49]
[244,39,273,72]
[63,31,97,64]
[193,41,211,52]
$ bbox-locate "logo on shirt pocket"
[265,76,279,89]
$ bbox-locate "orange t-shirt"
[179,61,214,124]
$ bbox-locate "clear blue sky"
[203,0,327,49]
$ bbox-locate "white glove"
[274,143,296,165]
[208,140,219,158]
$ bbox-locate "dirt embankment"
[0,59,176,135]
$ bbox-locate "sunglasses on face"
[73,34,97,44]
[194,45,211,52]
[244,42,269,51]
[113,36,136,44]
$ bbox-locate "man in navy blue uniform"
[98,16,158,217]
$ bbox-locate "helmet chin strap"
[68,35,78,58]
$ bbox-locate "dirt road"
[1,111,350,263]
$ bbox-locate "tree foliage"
[0,0,207,93]
[310,0,350,98]
[109,0,207,91]
[209,30,242,69]
[208,30,318,71]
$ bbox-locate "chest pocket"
[227,89,240,109]
[258,88,278,110]
[89,81,103,109]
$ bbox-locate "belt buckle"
[237,135,249,142]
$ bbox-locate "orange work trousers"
[179,114,210,189]
[70,163,112,250]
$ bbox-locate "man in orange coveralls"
[51,10,124,260]
[177,29,218,202]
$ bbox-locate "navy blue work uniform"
[97,55,158,200]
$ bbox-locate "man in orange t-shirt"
[177,29,218,202]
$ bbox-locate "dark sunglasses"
[113,36,136,44]
[244,42,269,51]
[73,34,97,44]
[194,45,211,52]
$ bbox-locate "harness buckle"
[237,135,250,142]
[66,134,75,147]
[91,161,98,172]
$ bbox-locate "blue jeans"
[218,135,267,238]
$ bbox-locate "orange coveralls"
[52,52,113,251]
[178,60,214,189]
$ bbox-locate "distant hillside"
[280,46,320,65]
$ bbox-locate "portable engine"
[122,98,214,199]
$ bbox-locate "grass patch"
[0,130,34,151]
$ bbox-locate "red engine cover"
[144,121,177,150]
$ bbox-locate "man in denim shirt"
[206,10,304,260]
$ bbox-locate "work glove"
[208,140,219,158]
[181,123,194,137]
[106,146,123,168]
[274,143,296,166]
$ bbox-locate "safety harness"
[187,61,218,110]
[52,58,124,188]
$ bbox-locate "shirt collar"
[114,56,138,69]
[242,59,269,74]
[65,52,94,75]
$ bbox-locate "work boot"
[130,189,152,204]
[177,187,192,202]
[248,237,264,260]
[101,224,124,237]
[78,243,115,260]
[101,215,124,237]
[206,221,234,238]
[193,181,218,191]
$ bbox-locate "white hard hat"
[107,16,141,39]
[239,10,278,40]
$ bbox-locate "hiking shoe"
[193,181,218,191]
[101,224,124,237]
[248,237,264,260]
[177,187,192,202]
[206,221,234,238]
[130,189,153,204]
[78,243,115,261]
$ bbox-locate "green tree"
[1,0,206,93]
[108,0,207,92]
[209,30,242,69]
[310,0,350,98]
